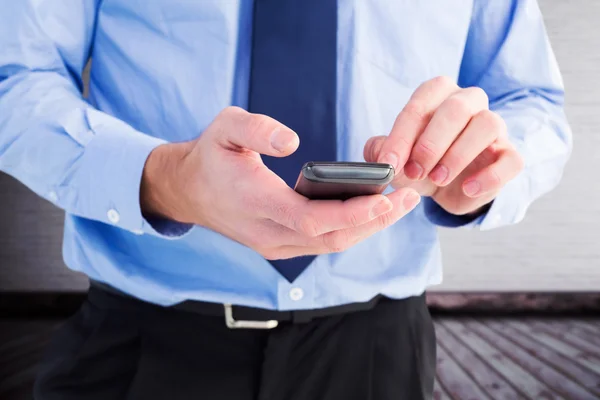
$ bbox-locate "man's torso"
[66,0,475,309]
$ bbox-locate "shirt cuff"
[422,197,487,228]
[478,171,529,231]
[72,108,194,239]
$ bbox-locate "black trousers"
[34,286,436,400]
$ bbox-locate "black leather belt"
[90,280,384,329]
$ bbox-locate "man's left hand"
[364,76,524,217]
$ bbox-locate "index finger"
[378,76,459,171]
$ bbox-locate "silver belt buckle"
[224,304,279,329]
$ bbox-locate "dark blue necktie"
[247,0,337,282]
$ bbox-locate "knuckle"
[394,135,413,149]
[245,114,271,138]
[442,151,467,170]
[220,106,245,119]
[377,210,396,230]
[414,138,440,160]
[476,110,506,136]
[465,86,489,106]
[402,102,429,122]
[430,75,456,90]
[444,95,472,120]
[296,213,321,237]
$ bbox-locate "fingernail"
[429,165,449,185]
[404,161,424,180]
[463,180,481,197]
[270,128,297,152]
[370,199,393,219]
[380,152,399,171]
[403,191,421,209]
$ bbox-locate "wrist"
[140,141,194,223]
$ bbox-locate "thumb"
[214,107,299,157]
[363,135,387,163]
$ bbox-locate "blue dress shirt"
[0,0,571,310]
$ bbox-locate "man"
[0,0,571,399]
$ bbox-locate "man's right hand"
[141,107,421,260]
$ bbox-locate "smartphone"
[294,162,395,200]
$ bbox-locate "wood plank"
[569,319,600,332]
[435,334,492,400]
[532,320,600,358]
[442,319,562,400]
[433,321,454,400]
[435,319,521,399]
[567,320,600,345]
[427,293,600,313]
[487,320,600,397]
[465,319,595,400]
[508,320,600,376]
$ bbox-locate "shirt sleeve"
[0,0,193,238]
[425,0,573,230]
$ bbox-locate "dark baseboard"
[426,292,600,315]
[1,291,599,318]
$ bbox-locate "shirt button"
[289,287,304,301]
[48,191,58,203]
[107,209,120,224]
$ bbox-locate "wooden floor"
[1,317,599,399]
[434,317,600,400]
